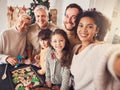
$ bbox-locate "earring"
[95,33,98,37]
[93,33,98,41]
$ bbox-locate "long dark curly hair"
[75,10,111,41]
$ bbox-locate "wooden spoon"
[2,64,8,80]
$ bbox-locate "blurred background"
[0,0,120,43]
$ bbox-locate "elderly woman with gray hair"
[0,14,31,65]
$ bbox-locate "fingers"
[24,59,32,64]
[34,55,40,60]
[6,56,17,66]
[46,81,52,88]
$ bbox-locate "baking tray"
[9,65,44,90]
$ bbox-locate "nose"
[38,16,42,20]
[41,40,45,44]
[66,17,72,23]
[82,26,88,32]
[56,41,61,45]
[78,26,88,34]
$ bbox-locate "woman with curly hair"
[70,10,120,90]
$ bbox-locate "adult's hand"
[6,56,17,66]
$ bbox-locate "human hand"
[34,62,40,67]
[46,81,52,88]
[24,59,32,64]
[34,55,40,60]
[37,69,45,75]
[6,56,18,66]
[114,54,120,77]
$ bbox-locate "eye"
[87,25,94,29]
[60,40,63,42]
[41,15,46,18]
[78,24,83,28]
[52,40,57,43]
[71,16,77,20]
[65,15,69,19]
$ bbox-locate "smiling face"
[64,8,79,31]
[51,34,66,52]
[39,39,49,49]
[77,17,98,43]
[16,17,30,32]
[34,8,49,29]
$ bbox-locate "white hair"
[34,5,49,16]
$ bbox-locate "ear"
[95,27,99,34]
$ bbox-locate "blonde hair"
[18,13,31,21]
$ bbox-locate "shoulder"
[73,44,81,53]
[0,27,15,36]
[48,22,59,31]
[27,23,39,36]
[29,23,38,29]
[28,23,39,33]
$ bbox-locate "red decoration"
[51,52,55,59]
[22,5,27,12]
[9,6,14,12]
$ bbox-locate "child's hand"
[46,81,52,88]
[34,62,40,67]
[37,69,45,75]
[34,55,40,60]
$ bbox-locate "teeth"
[55,46,62,49]
[80,34,88,37]
[67,23,72,25]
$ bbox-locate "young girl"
[34,29,52,75]
[45,29,71,90]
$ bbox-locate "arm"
[45,48,52,88]
[34,54,40,67]
[113,54,120,77]
[0,32,17,65]
[26,47,33,64]
[0,54,17,65]
[107,49,120,79]
[45,58,52,88]
[26,31,34,64]
[26,33,34,63]
[61,67,70,90]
